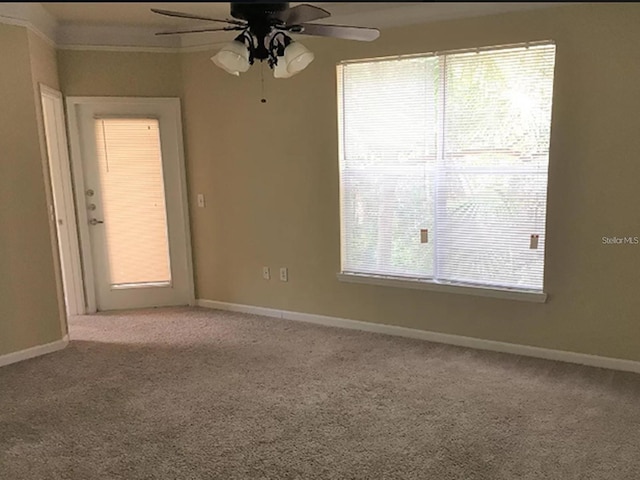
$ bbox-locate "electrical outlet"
[530,234,539,250]
[262,266,270,280]
[197,193,206,208]
[279,267,288,282]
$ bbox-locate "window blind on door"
[94,118,172,287]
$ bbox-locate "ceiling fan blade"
[276,4,330,25]
[150,8,245,26]
[155,26,244,36]
[296,23,380,42]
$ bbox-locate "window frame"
[336,41,555,303]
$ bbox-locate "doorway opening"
[42,94,194,323]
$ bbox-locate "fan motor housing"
[230,3,289,21]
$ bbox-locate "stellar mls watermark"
[602,236,639,245]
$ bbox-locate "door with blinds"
[68,98,193,312]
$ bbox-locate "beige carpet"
[1,307,639,479]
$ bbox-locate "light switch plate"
[197,193,205,208]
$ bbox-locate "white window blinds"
[338,43,556,292]
[94,118,172,287]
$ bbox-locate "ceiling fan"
[151,3,380,78]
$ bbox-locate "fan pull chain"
[260,62,267,103]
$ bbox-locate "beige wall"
[22,4,639,363]
[28,31,60,91]
[0,25,63,356]
[57,50,181,97]
[180,4,640,361]
[27,30,67,336]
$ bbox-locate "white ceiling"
[1,2,566,50]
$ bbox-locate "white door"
[68,98,194,312]
[40,85,85,316]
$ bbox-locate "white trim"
[66,97,97,313]
[0,336,69,369]
[57,44,219,54]
[0,13,31,28]
[0,3,57,48]
[1,3,570,53]
[338,40,556,66]
[66,96,184,106]
[337,272,547,303]
[197,299,640,375]
[57,44,180,54]
[0,14,56,48]
[172,98,197,307]
[198,299,283,319]
[55,24,179,50]
[179,44,225,54]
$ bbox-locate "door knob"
[89,218,104,225]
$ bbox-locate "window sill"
[337,272,547,303]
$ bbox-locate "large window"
[337,42,556,295]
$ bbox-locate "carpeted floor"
[1,307,640,479]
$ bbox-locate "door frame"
[66,96,195,313]
[40,85,85,316]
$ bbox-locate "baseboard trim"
[0,335,70,368]
[197,299,640,375]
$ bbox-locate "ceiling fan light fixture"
[211,39,250,76]
[284,41,315,75]
[152,4,381,79]
[273,56,294,78]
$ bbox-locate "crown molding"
[1,2,570,54]
[0,3,57,48]
[0,3,229,53]
[0,2,57,38]
[57,44,181,54]
[312,2,568,30]
[56,23,180,50]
